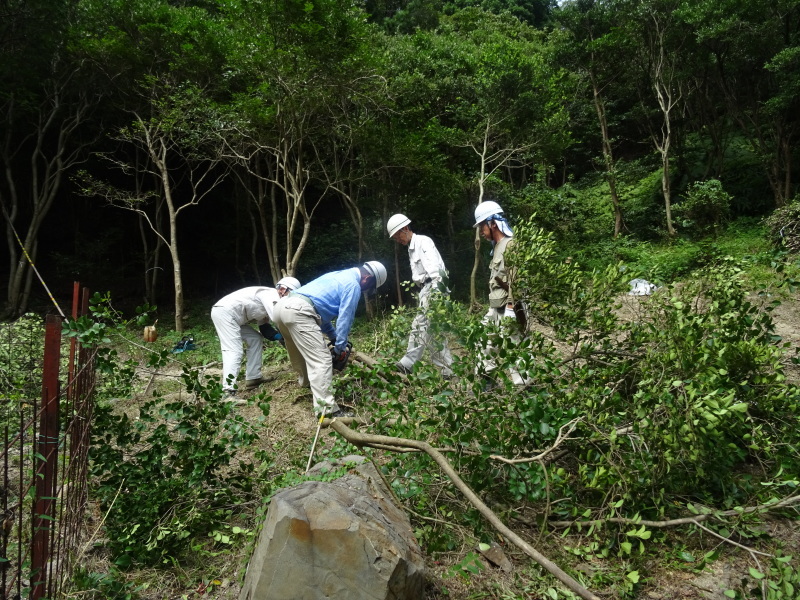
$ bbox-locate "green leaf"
[749,566,765,579]
[724,591,736,598]
[678,551,695,562]
[627,570,640,583]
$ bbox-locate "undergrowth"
[6,218,799,599]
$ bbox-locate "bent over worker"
[387,213,453,378]
[273,262,387,418]
[211,277,301,398]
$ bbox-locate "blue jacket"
[295,268,362,354]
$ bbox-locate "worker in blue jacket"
[273,261,387,418]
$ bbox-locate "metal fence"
[1,283,95,600]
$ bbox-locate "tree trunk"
[647,14,679,237]
[162,173,185,333]
[2,82,94,317]
[590,72,624,238]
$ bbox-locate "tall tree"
[555,0,636,237]
[220,0,383,279]
[680,0,800,208]
[1,0,103,317]
[612,0,688,237]
[81,80,230,332]
[75,0,233,330]
[644,0,685,237]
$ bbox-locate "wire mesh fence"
[0,283,95,600]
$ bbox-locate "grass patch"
[566,217,797,291]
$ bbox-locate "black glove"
[331,341,352,372]
[259,323,283,342]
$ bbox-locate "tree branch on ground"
[489,418,581,465]
[546,492,800,529]
[328,420,600,600]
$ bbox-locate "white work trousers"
[480,306,530,386]
[398,283,453,376]
[272,296,340,416]
[210,305,264,391]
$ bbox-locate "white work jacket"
[408,233,447,286]
[212,287,281,326]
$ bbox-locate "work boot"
[329,407,355,418]
[245,377,265,389]
[395,362,412,375]
[222,390,246,405]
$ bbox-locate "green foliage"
[62,293,155,400]
[0,313,45,401]
[90,368,270,566]
[72,566,146,600]
[507,216,628,339]
[510,180,611,248]
[674,179,732,238]
[445,551,486,579]
[724,553,800,599]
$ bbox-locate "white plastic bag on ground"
[628,278,657,296]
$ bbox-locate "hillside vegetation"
[42,219,800,599]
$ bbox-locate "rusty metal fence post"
[30,315,61,600]
[1,282,96,600]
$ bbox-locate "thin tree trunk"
[590,72,623,238]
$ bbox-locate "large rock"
[239,455,426,600]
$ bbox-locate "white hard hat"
[387,213,411,238]
[473,200,504,227]
[363,261,387,288]
[276,276,301,291]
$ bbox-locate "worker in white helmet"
[387,213,454,378]
[273,262,387,418]
[211,276,301,400]
[473,200,530,386]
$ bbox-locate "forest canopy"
[1,0,798,322]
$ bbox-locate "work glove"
[259,323,283,342]
[331,341,353,372]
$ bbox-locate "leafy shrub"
[0,313,44,401]
[613,159,664,239]
[72,567,144,600]
[510,180,610,248]
[503,218,800,508]
[90,363,270,566]
[674,179,732,238]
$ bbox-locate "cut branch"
[547,493,800,529]
[489,418,581,464]
[328,420,600,600]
